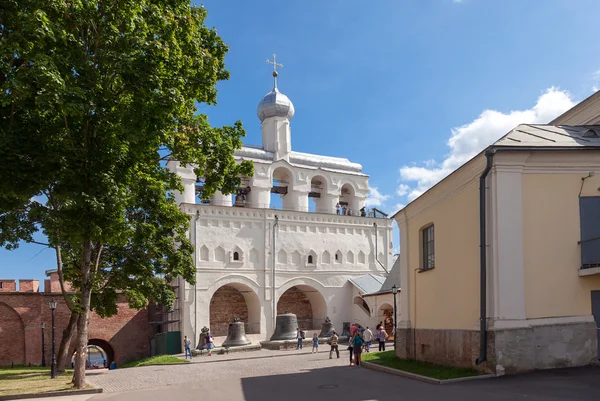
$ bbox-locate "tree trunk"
[56,311,79,373]
[73,240,93,389]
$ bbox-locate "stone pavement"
[84,350,600,400]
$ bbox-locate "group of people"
[183,332,215,359]
[295,323,390,367]
[335,203,368,217]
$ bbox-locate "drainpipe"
[476,149,495,365]
[373,222,390,274]
[193,210,201,347]
[272,215,279,330]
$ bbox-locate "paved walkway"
[83,350,600,400]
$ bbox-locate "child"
[312,333,319,353]
[206,332,214,356]
[183,335,192,359]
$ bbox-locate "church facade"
[168,62,394,344]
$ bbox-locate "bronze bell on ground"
[270,312,298,341]
[318,316,335,338]
[196,326,210,350]
[222,317,251,347]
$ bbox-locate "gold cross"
[266,53,283,73]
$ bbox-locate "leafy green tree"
[0,0,252,387]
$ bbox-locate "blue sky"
[3,0,600,284]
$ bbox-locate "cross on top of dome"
[257,53,295,122]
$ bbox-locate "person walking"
[205,332,214,356]
[377,326,388,351]
[312,333,319,353]
[329,331,340,359]
[183,335,192,359]
[352,330,364,366]
[348,332,355,366]
[296,328,304,350]
[363,326,373,352]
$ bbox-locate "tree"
[0,0,252,388]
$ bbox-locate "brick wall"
[18,280,39,293]
[277,286,314,330]
[0,293,155,367]
[0,280,17,292]
[210,285,249,336]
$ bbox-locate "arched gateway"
[209,283,261,336]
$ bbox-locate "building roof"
[494,124,600,148]
[348,274,386,294]
[392,124,600,219]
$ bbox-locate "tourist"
[206,332,214,356]
[377,326,388,351]
[348,207,352,216]
[335,203,340,215]
[296,328,304,349]
[183,335,192,359]
[312,333,319,353]
[360,206,366,217]
[329,331,339,359]
[342,205,347,215]
[363,326,373,352]
[347,332,355,366]
[352,330,364,366]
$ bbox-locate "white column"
[210,190,232,207]
[396,212,411,328]
[167,160,197,206]
[283,189,308,212]
[316,193,337,214]
[490,156,527,328]
[247,187,271,209]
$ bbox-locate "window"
[308,255,313,264]
[422,224,435,271]
[580,197,600,269]
[233,252,240,261]
[0,282,3,289]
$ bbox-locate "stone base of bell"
[192,343,261,356]
[260,336,349,350]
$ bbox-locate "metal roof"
[348,274,386,294]
[494,124,600,148]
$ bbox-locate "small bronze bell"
[318,316,335,338]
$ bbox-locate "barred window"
[422,225,435,271]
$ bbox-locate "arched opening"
[210,284,261,336]
[307,254,314,264]
[353,296,371,317]
[270,167,293,211]
[339,183,357,216]
[72,339,114,369]
[309,175,328,213]
[277,285,327,330]
[0,303,25,365]
[233,252,240,261]
[379,303,394,340]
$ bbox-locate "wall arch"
[87,339,115,368]
[276,277,329,330]
[0,302,25,365]
[208,281,261,335]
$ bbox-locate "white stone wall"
[178,203,393,345]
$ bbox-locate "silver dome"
[257,87,295,122]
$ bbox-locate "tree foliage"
[0,0,252,387]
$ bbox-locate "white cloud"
[398,87,575,201]
[365,187,390,207]
[453,0,463,3]
[391,203,406,215]
[396,184,410,197]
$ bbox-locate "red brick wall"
[277,286,314,330]
[18,280,39,293]
[210,285,249,336]
[0,280,17,292]
[0,293,154,367]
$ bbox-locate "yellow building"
[393,93,600,375]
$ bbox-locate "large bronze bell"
[270,312,298,341]
[318,316,335,338]
[222,317,251,347]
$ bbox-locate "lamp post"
[41,322,46,367]
[392,285,398,350]
[48,298,57,379]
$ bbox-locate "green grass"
[362,351,481,380]
[120,355,189,369]
[0,366,87,396]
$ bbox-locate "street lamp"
[391,285,398,350]
[41,322,46,367]
[48,298,57,379]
